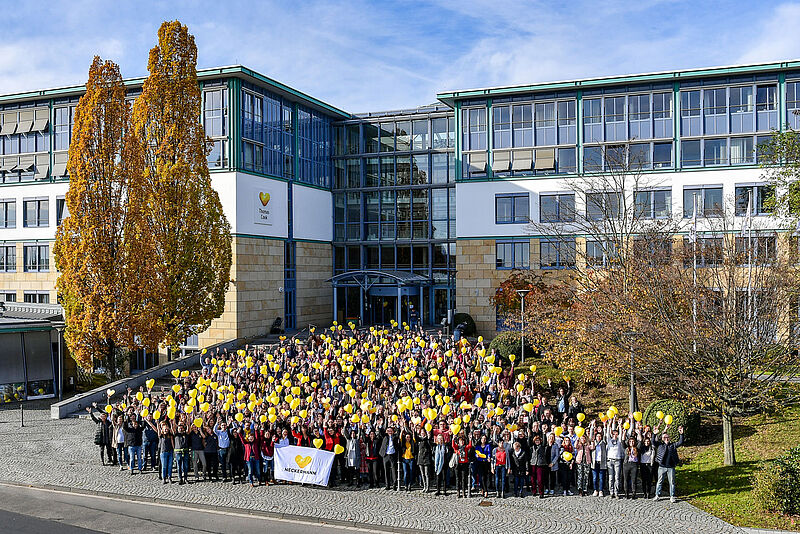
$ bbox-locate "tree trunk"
[107,339,116,382]
[721,404,736,466]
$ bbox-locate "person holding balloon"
[558,431,575,495]
[573,429,592,496]
[86,403,115,466]
[652,419,684,503]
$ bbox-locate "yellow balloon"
[562,451,573,462]
[577,412,585,422]
[171,369,180,378]
[664,414,674,425]
[193,417,203,428]
[554,427,563,437]
[145,379,155,390]
[633,411,643,422]
[314,438,324,449]
[141,408,149,418]
[104,404,113,414]
[135,392,143,401]
[334,444,345,455]
[235,413,244,423]
[153,410,161,420]
[575,426,585,438]
[142,398,151,408]
[656,411,665,420]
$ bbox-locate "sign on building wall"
[254,188,274,226]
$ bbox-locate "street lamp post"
[624,331,640,414]
[515,289,530,364]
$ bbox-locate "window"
[534,102,556,146]
[653,142,673,168]
[495,194,529,224]
[496,241,530,269]
[207,139,227,169]
[604,96,626,141]
[557,100,576,144]
[396,122,411,152]
[431,153,449,184]
[629,143,651,169]
[557,147,577,174]
[493,106,511,149]
[203,89,227,138]
[364,123,380,153]
[56,197,68,226]
[540,193,575,222]
[633,237,672,265]
[586,240,619,267]
[730,137,754,165]
[431,117,453,149]
[683,187,723,218]
[735,185,774,216]
[53,106,74,151]
[1,291,15,302]
[380,123,395,152]
[680,90,701,136]
[730,86,754,134]
[735,235,776,265]
[583,98,603,143]
[681,139,701,167]
[756,85,778,131]
[704,88,727,135]
[628,94,650,140]
[0,200,15,228]
[512,104,533,147]
[346,124,361,154]
[23,291,49,304]
[683,237,723,267]
[653,92,672,138]
[23,199,48,228]
[540,238,576,269]
[586,192,621,221]
[0,244,15,272]
[787,82,800,129]
[583,145,603,172]
[756,135,773,164]
[23,244,48,272]
[704,138,727,166]
[463,108,487,151]
[635,189,671,219]
[412,120,428,150]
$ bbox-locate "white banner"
[274,445,335,486]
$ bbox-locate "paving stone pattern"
[0,405,744,534]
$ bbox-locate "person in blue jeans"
[653,425,684,503]
[173,422,190,485]
[112,415,128,471]
[214,419,231,481]
[399,429,417,491]
[589,429,608,497]
[492,438,508,498]
[146,419,174,484]
[123,417,144,475]
[143,421,159,474]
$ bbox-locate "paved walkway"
[0,405,746,534]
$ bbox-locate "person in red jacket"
[239,429,261,487]
[324,423,344,487]
[452,435,472,498]
[259,428,275,485]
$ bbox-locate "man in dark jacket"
[509,441,529,497]
[378,426,399,490]
[123,417,144,474]
[653,425,684,503]
[86,404,114,465]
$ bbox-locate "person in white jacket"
[605,419,626,498]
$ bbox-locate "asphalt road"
[0,483,385,534]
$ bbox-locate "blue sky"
[3,1,800,113]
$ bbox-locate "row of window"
[494,185,773,224]
[240,87,294,179]
[495,234,781,270]
[0,243,50,272]
[334,153,455,189]
[0,198,68,229]
[334,187,456,241]
[335,116,455,156]
[334,243,456,273]
[0,291,50,304]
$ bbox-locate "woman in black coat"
[416,428,433,492]
[509,441,529,497]
[86,404,115,465]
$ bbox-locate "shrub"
[753,445,800,516]
[488,332,537,365]
[643,399,698,443]
[452,313,476,337]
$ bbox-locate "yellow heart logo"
[259,192,270,206]
[295,455,312,468]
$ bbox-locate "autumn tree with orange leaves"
[132,21,232,349]
[54,57,159,378]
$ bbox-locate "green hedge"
[643,399,698,442]
[753,445,800,516]
[453,313,476,337]
[488,332,537,365]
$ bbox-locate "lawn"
[679,405,800,531]
[509,357,800,529]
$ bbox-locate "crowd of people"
[87,322,684,503]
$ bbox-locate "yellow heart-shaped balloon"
[295,455,312,468]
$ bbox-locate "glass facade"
[332,106,456,326]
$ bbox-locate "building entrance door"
[368,295,396,326]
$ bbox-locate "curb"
[0,480,438,534]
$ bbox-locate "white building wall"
[292,183,332,242]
